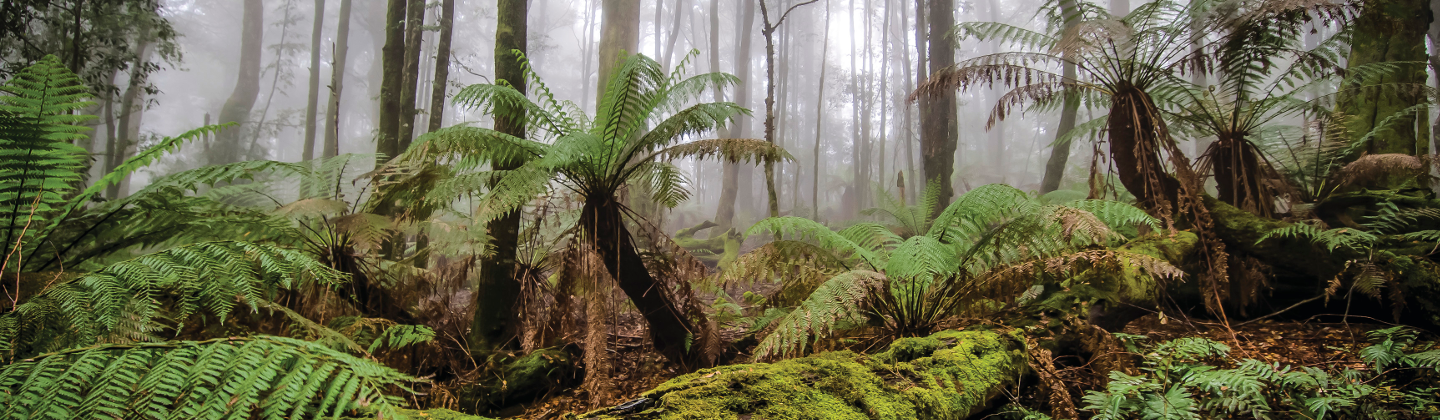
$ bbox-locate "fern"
[751,270,884,359]
[0,55,93,259]
[0,241,347,360]
[0,335,419,419]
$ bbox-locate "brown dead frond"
[1334,153,1429,187]
[909,53,1069,101]
[987,82,1085,129]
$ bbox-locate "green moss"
[586,330,1025,420]
[457,348,575,412]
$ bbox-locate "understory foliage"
[0,57,428,417]
[0,336,419,419]
[1019,327,1440,420]
[730,184,1181,359]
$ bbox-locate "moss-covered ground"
[580,330,1026,420]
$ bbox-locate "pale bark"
[213,0,263,165]
[323,0,352,158]
[303,0,326,161]
[397,0,425,150]
[426,0,455,133]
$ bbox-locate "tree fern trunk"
[1106,85,1180,215]
[581,197,702,369]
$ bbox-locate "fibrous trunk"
[580,196,701,369]
[1106,84,1180,216]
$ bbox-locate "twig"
[2,191,44,308]
[1235,294,1325,327]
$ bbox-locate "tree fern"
[0,55,93,258]
[0,335,419,420]
[751,270,884,359]
[0,241,347,360]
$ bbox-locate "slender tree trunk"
[1040,0,1080,193]
[324,0,352,158]
[759,0,813,219]
[397,0,425,151]
[661,0,689,68]
[376,0,406,165]
[899,0,917,203]
[471,0,528,354]
[812,2,831,218]
[877,0,891,191]
[580,0,599,112]
[214,0,263,165]
[107,39,153,199]
[303,0,326,161]
[250,0,299,158]
[920,0,957,212]
[712,0,755,235]
[427,0,455,133]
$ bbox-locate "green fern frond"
[0,241,347,360]
[0,335,419,420]
[747,217,882,270]
[0,56,94,252]
[752,270,884,360]
[1063,199,1160,232]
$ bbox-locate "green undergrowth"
[582,330,1027,420]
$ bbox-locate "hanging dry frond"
[654,138,794,164]
[1333,153,1430,187]
[910,53,1070,102]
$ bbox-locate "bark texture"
[470,0,528,352]
[322,0,352,158]
[213,0,263,165]
[920,0,957,214]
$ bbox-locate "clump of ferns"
[1256,205,1439,322]
[721,184,1182,360]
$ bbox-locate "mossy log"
[580,330,1027,420]
[457,348,576,413]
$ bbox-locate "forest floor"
[492,312,1402,419]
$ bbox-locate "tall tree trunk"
[397,0,425,151]
[303,0,326,161]
[427,0,455,133]
[1337,0,1431,159]
[920,0,957,213]
[848,0,865,217]
[1040,0,1080,193]
[712,0,755,236]
[661,0,689,68]
[597,0,641,104]
[471,0,528,354]
[759,0,813,219]
[900,0,918,203]
[250,0,299,159]
[323,0,353,158]
[877,0,891,192]
[812,2,831,218]
[107,39,153,199]
[580,0,599,112]
[376,0,406,166]
[214,0,263,165]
